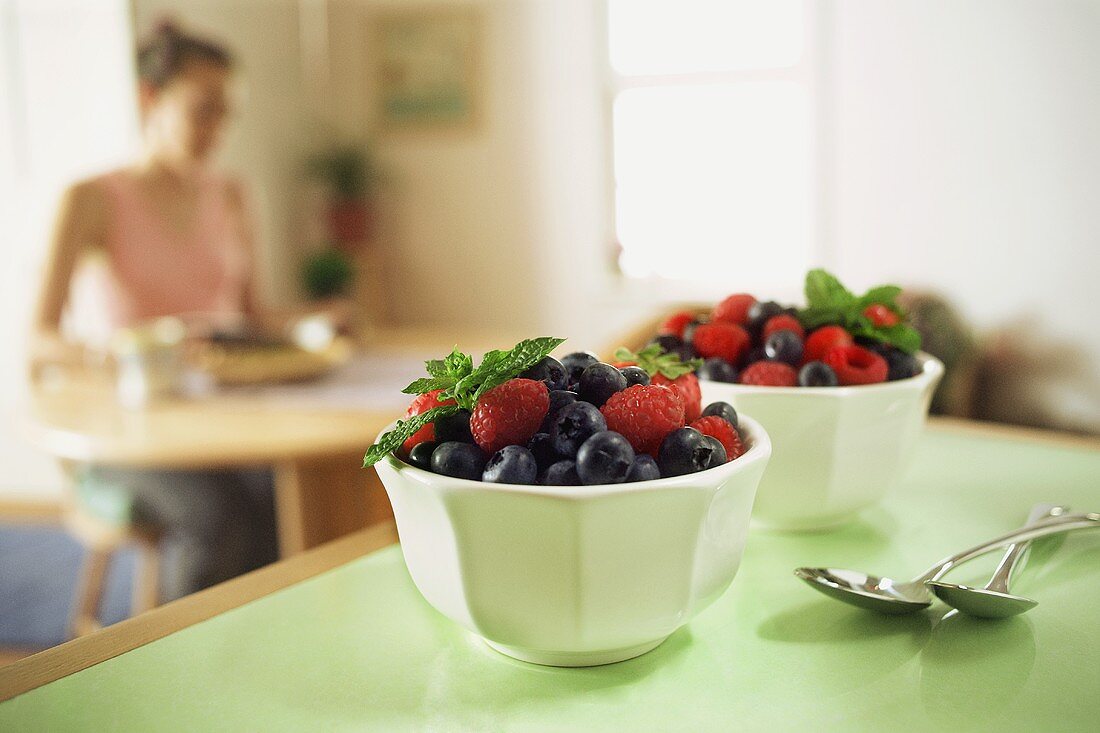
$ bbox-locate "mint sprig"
[800,269,921,354]
[364,336,566,467]
[614,344,702,379]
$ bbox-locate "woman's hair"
[136,20,233,89]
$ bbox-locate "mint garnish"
[614,344,702,379]
[364,336,566,467]
[799,269,921,354]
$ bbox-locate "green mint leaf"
[362,405,459,467]
[799,306,844,329]
[470,337,567,402]
[805,269,855,310]
[614,344,701,379]
[424,359,449,378]
[443,347,473,379]
[401,376,456,395]
[851,322,922,354]
[858,285,902,308]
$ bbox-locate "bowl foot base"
[482,636,668,667]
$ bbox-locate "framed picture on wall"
[368,6,483,132]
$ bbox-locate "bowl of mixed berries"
[364,337,771,667]
[640,270,943,531]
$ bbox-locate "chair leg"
[132,538,161,614]
[70,547,111,638]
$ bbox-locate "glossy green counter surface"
[4,428,1100,731]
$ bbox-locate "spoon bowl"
[925,582,1037,619]
[793,568,931,614]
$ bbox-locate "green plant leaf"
[401,376,456,395]
[470,337,567,402]
[362,405,459,467]
[614,344,702,380]
[805,269,855,310]
[857,285,903,307]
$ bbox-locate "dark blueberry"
[550,402,607,456]
[682,320,702,344]
[541,389,579,431]
[482,445,538,484]
[620,366,651,387]
[702,436,728,469]
[764,329,804,366]
[740,346,768,368]
[434,410,473,443]
[883,349,921,381]
[657,427,714,477]
[543,460,580,486]
[798,361,839,387]
[520,355,569,391]
[527,432,561,472]
[648,334,683,353]
[747,300,784,334]
[575,431,635,485]
[561,351,600,384]
[430,442,488,480]
[696,357,738,383]
[577,362,628,407]
[674,343,699,362]
[701,401,738,427]
[407,441,437,470]
[625,454,661,482]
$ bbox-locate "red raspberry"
[803,325,854,363]
[740,361,798,387]
[689,416,744,461]
[863,303,900,327]
[653,372,702,422]
[762,314,805,340]
[692,322,750,365]
[470,378,550,454]
[401,389,456,453]
[712,293,757,325]
[601,384,685,456]
[659,311,697,338]
[824,345,888,385]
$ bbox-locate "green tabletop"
[3,427,1099,732]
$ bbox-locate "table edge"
[0,521,399,703]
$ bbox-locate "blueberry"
[625,454,661,482]
[577,362,628,407]
[407,441,437,470]
[764,329,804,366]
[550,401,607,456]
[648,334,683,353]
[740,346,768,368]
[527,432,561,472]
[696,357,737,383]
[620,366,651,387]
[575,431,635,485]
[883,349,921,381]
[430,442,488,480]
[561,351,600,385]
[702,436,728,468]
[747,300,784,334]
[657,427,714,477]
[541,389,579,431]
[521,355,569,391]
[682,320,702,344]
[701,401,738,427]
[543,460,580,486]
[798,361,838,387]
[434,410,473,443]
[674,343,699,362]
[482,445,538,484]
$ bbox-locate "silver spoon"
[926,503,1066,619]
[794,511,1100,614]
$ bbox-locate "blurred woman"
[32,22,277,601]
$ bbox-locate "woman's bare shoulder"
[55,173,116,242]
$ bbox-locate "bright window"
[608,0,812,288]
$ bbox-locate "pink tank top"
[79,169,250,333]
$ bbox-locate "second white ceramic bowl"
[699,354,943,531]
[374,416,772,667]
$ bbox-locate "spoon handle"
[921,512,1100,583]
[986,504,1067,593]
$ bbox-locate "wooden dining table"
[19,326,525,557]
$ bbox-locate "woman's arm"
[31,180,108,371]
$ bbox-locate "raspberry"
[689,416,744,461]
[824,345,888,385]
[659,311,697,338]
[692,322,750,365]
[470,378,550,454]
[401,389,456,453]
[711,293,757,325]
[740,361,798,387]
[803,325,854,363]
[762,314,805,340]
[601,384,686,456]
[653,372,702,422]
[863,303,900,327]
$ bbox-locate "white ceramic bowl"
[699,353,943,531]
[374,416,771,667]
